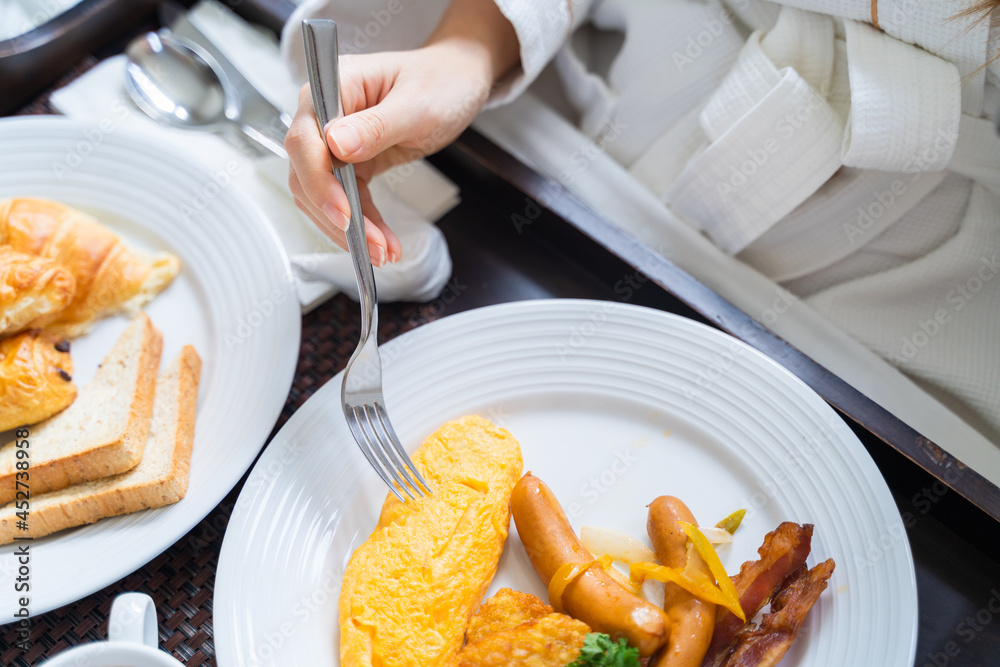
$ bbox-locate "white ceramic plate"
[215,299,917,667]
[0,117,300,621]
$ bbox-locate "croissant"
[0,197,180,337]
[0,245,76,337]
[0,329,76,431]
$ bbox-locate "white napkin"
[267,169,454,303]
[49,1,459,309]
[0,0,83,41]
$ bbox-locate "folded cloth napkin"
[255,161,453,302]
[49,0,458,309]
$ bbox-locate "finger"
[287,88,391,264]
[293,194,391,268]
[291,169,390,267]
[287,161,348,233]
[286,91,351,233]
[368,145,428,178]
[287,145,389,264]
[294,196,346,250]
[325,90,429,164]
[288,87,383,236]
[350,161,400,263]
[357,181,402,263]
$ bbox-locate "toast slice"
[0,346,201,543]
[0,313,162,503]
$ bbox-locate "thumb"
[325,96,422,164]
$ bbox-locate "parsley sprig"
[566,633,640,667]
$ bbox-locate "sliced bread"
[0,345,201,543]
[0,313,162,504]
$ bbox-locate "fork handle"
[302,19,377,338]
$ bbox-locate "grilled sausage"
[510,473,670,656]
[647,496,716,667]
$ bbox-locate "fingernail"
[329,123,361,156]
[322,203,350,231]
[370,245,386,267]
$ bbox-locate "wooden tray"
[0,0,161,115]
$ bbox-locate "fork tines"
[345,402,431,501]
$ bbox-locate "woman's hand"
[285,0,519,265]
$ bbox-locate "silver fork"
[302,19,430,501]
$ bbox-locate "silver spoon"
[124,31,272,157]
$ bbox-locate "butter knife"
[167,12,292,157]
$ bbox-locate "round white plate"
[215,300,917,667]
[0,117,300,621]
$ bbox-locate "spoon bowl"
[125,32,231,131]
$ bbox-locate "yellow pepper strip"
[594,554,615,571]
[600,557,642,595]
[549,561,589,613]
[677,521,745,621]
[548,555,630,612]
[715,509,747,534]
[630,561,743,619]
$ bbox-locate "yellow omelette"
[339,415,524,667]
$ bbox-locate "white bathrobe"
[283,0,1000,440]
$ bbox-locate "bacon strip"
[719,558,836,667]
[700,522,813,667]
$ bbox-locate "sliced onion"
[580,525,656,564]
[698,526,734,544]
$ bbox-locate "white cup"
[41,592,183,667]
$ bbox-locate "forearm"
[425,0,521,84]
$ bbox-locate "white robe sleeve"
[486,0,596,107]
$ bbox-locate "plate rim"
[214,298,918,667]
